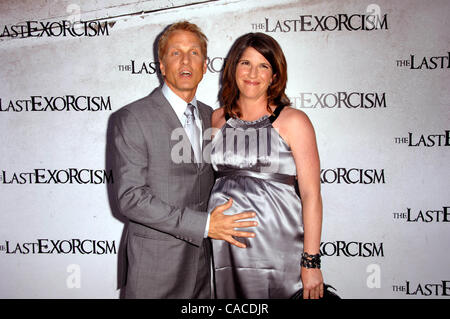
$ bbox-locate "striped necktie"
[184,103,201,164]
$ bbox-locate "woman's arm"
[276,107,324,299]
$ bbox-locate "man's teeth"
[181,71,191,75]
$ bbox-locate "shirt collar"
[161,83,198,120]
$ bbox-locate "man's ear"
[159,59,166,76]
[203,58,207,74]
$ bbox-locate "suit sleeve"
[112,108,207,247]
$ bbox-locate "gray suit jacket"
[112,87,214,298]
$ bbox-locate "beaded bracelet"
[301,252,321,269]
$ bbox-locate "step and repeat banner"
[0,0,448,299]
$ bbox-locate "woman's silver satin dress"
[208,108,304,299]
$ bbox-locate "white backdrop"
[0,0,449,299]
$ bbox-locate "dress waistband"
[215,169,296,186]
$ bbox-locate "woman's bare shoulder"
[211,106,226,129]
[277,106,312,128]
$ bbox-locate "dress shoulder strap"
[268,105,286,123]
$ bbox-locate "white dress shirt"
[161,83,203,149]
[161,83,210,238]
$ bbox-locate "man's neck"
[164,83,196,103]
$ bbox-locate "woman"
[208,32,324,299]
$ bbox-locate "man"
[112,21,256,299]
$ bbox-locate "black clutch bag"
[290,284,341,300]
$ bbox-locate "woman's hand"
[301,267,324,299]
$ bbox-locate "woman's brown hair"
[220,32,291,118]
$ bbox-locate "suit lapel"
[151,88,183,131]
[151,88,198,168]
[197,102,212,170]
